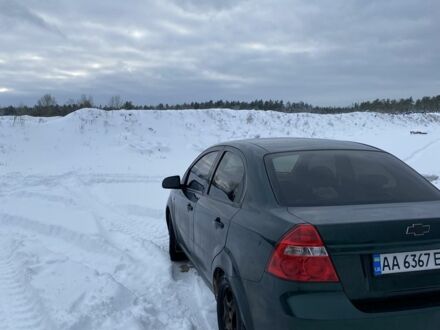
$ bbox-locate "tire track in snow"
[403,138,440,162]
[0,172,216,329]
[61,175,216,329]
[0,213,203,329]
[0,238,54,330]
[0,213,122,257]
[61,175,169,253]
[7,190,79,207]
[0,173,162,196]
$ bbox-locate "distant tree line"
[1,94,440,117]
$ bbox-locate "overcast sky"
[0,0,439,106]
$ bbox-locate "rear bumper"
[242,273,440,330]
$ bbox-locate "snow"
[0,108,440,329]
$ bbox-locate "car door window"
[209,152,245,203]
[186,152,218,193]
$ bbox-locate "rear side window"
[186,152,218,192]
[209,152,245,203]
[265,150,440,207]
[272,154,300,173]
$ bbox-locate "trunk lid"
[288,201,440,311]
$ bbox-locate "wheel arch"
[165,205,171,227]
[165,193,175,228]
[212,250,254,330]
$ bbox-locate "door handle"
[214,217,225,229]
[187,203,193,211]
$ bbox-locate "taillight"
[267,224,339,282]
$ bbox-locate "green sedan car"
[163,138,440,330]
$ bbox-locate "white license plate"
[373,249,440,276]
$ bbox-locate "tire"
[217,275,246,330]
[167,217,187,262]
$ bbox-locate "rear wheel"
[167,216,187,261]
[217,276,246,330]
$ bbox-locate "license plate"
[373,249,440,276]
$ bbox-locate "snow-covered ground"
[1,108,440,329]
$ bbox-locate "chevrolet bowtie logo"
[406,223,431,236]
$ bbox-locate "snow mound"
[0,108,439,329]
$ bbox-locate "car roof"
[215,137,380,153]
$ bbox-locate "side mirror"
[162,175,182,189]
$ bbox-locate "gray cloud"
[0,0,439,106]
[0,0,64,37]
[172,0,243,12]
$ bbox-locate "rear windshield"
[265,150,440,207]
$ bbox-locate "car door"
[193,149,246,278]
[173,150,220,254]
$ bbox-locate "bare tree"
[108,95,124,110]
[65,98,77,106]
[37,94,57,108]
[77,94,94,108]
